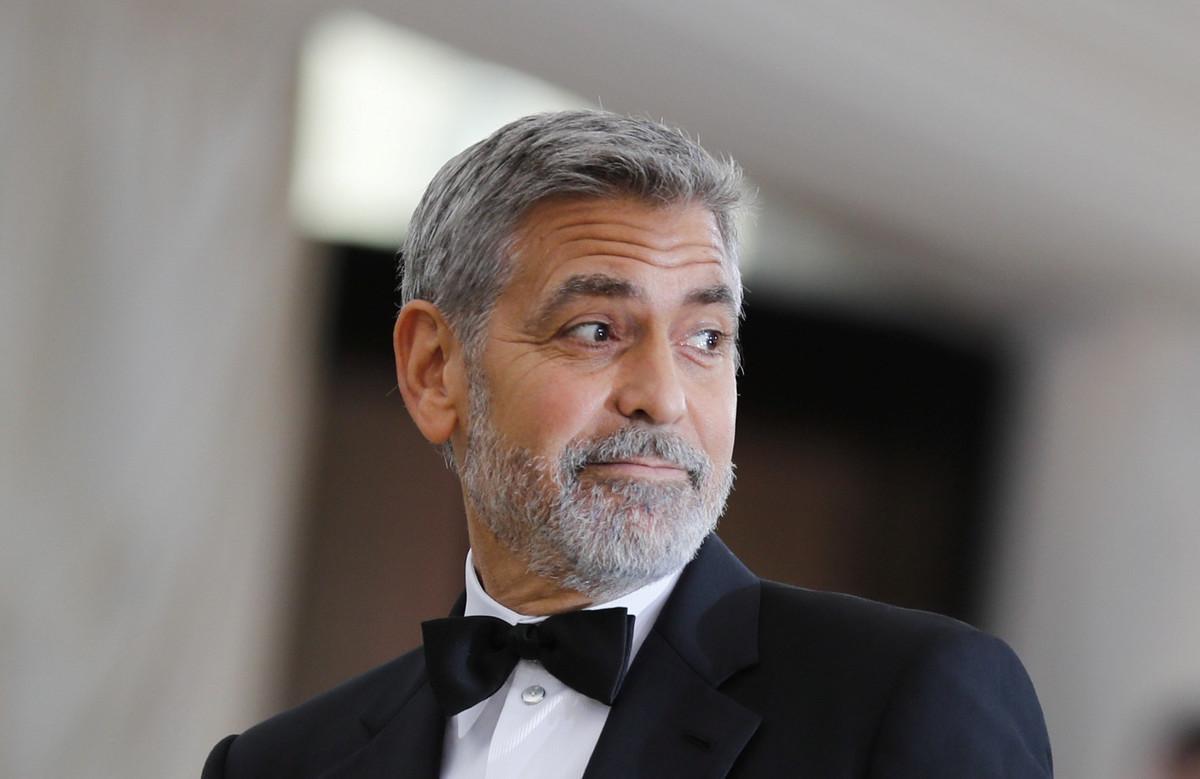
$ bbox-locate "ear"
[393,301,467,445]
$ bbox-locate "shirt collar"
[452,549,684,736]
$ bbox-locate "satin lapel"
[318,667,445,779]
[582,632,760,779]
[316,595,466,778]
[584,536,763,779]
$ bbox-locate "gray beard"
[459,398,734,602]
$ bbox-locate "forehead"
[503,196,733,303]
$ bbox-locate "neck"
[466,518,594,616]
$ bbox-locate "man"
[203,110,1052,778]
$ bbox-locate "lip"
[584,459,688,480]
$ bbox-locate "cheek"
[693,378,737,461]
[492,372,607,450]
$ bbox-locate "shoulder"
[754,580,1042,712]
[202,647,425,779]
[758,579,984,657]
[739,581,998,703]
[731,581,1052,777]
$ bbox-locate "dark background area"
[286,243,1009,705]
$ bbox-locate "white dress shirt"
[439,552,684,779]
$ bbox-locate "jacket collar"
[652,533,761,685]
[582,534,763,778]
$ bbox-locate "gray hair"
[398,109,747,358]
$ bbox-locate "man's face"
[457,196,739,599]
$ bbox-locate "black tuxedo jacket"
[203,536,1052,778]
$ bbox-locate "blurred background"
[3,1,1199,777]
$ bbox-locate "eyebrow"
[684,283,738,313]
[527,273,643,330]
[527,273,739,331]
[688,284,741,338]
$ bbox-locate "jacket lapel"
[318,655,445,779]
[584,536,763,779]
[582,631,760,778]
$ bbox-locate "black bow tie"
[421,607,635,716]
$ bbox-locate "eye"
[564,321,613,344]
[684,329,725,353]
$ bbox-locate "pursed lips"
[583,458,690,480]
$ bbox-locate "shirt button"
[521,684,546,705]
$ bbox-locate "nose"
[612,337,687,426]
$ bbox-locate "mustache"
[560,427,710,489]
